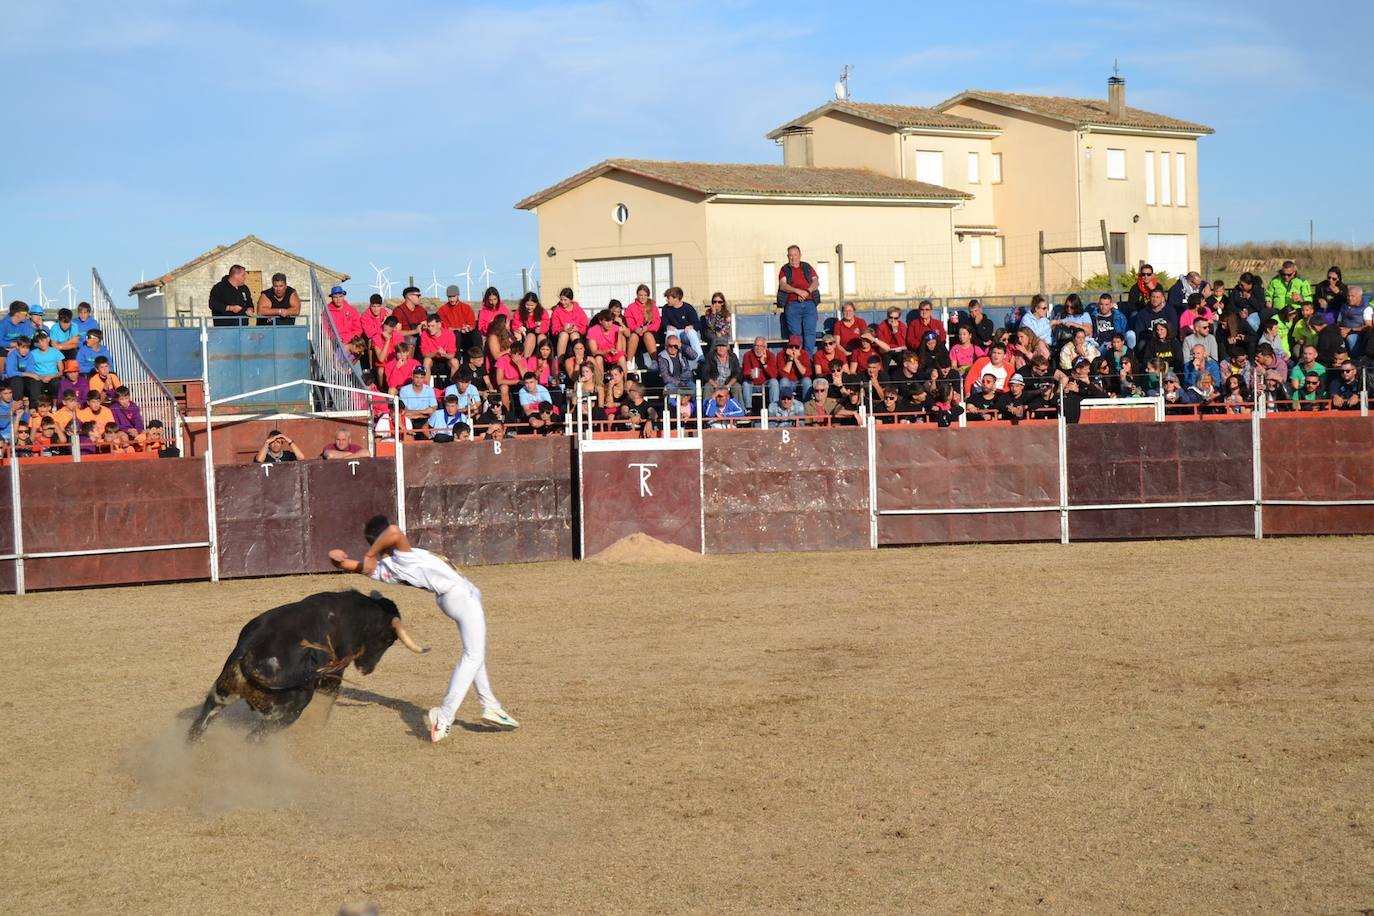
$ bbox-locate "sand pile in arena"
[587,533,702,563]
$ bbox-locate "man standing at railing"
[208,264,254,327]
[324,286,363,343]
[777,245,820,355]
[255,273,301,326]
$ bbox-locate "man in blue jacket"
[1089,293,1129,349]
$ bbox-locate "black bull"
[188,589,427,740]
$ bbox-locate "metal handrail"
[309,267,368,411]
[90,268,184,449]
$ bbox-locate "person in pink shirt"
[383,341,422,393]
[324,287,362,343]
[359,294,391,344]
[948,324,986,376]
[475,287,511,336]
[491,349,529,411]
[1178,292,1216,333]
[512,292,551,358]
[585,309,628,374]
[624,284,662,368]
[550,287,589,358]
[418,313,460,380]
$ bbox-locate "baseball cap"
[923,330,938,340]
[1009,373,1025,385]
[788,335,802,347]
[778,384,796,399]
[62,359,80,372]
[412,366,425,376]
[1072,357,1089,369]
[330,285,347,296]
[446,285,460,297]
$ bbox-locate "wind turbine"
[478,255,494,293]
[380,269,396,301]
[369,262,391,301]
[526,260,538,295]
[33,269,55,312]
[0,283,12,308]
[425,269,444,300]
[60,272,78,309]
[454,260,473,302]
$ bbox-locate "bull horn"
[392,618,430,654]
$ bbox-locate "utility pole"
[1040,219,1114,299]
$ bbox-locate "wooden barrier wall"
[1261,415,1374,536]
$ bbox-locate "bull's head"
[354,592,429,674]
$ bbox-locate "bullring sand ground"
[2,537,1372,914]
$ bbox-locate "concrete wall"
[137,238,347,324]
[534,172,709,305]
[803,111,900,174]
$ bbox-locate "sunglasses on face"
[1140,271,1153,277]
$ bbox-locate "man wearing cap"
[256,273,301,326]
[699,339,742,404]
[398,367,437,430]
[1001,373,1042,421]
[208,265,254,327]
[437,286,480,355]
[766,384,806,427]
[775,335,813,403]
[255,429,304,463]
[776,245,821,353]
[324,286,363,343]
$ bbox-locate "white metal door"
[575,256,672,318]
[1146,234,1188,278]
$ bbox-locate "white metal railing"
[309,267,367,411]
[90,268,183,448]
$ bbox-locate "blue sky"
[3,0,1370,308]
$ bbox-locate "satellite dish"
[834,81,847,100]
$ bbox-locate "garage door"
[575,255,672,318]
[1146,234,1189,279]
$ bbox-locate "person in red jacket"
[810,335,848,377]
[905,300,946,348]
[392,287,429,336]
[774,335,813,402]
[624,284,662,369]
[437,286,479,355]
[832,301,867,350]
[740,335,779,410]
[550,287,588,359]
[874,306,907,354]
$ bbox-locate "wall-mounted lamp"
[546,247,557,258]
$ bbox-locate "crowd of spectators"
[0,300,176,458]
[311,255,1369,441]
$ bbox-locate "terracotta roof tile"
[515,159,970,210]
[128,235,349,294]
[765,101,997,138]
[940,90,1213,134]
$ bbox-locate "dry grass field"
[2,538,1373,914]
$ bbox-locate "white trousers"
[435,580,499,726]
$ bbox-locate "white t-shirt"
[371,547,465,596]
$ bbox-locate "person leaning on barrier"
[777,245,821,353]
[426,394,468,441]
[256,273,301,326]
[965,372,1008,421]
[700,339,742,404]
[741,336,779,410]
[1326,362,1365,410]
[321,427,364,459]
[804,377,835,426]
[619,383,659,438]
[766,384,806,427]
[208,264,254,327]
[256,428,304,463]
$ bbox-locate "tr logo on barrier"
[348,460,360,475]
[628,462,658,497]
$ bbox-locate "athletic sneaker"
[425,707,450,743]
[482,707,519,729]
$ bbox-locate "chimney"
[1107,71,1125,118]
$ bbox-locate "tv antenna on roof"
[455,259,473,302]
[425,269,444,300]
[138,270,164,299]
[478,255,494,292]
[834,64,852,100]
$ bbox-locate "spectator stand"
[202,379,404,582]
[91,268,185,451]
[308,268,369,412]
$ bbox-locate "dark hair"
[483,287,502,307]
[517,292,543,326]
[402,286,421,297]
[426,313,441,322]
[607,299,623,312]
[370,293,384,305]
[363,514,391,545]
[229,264,246,274]
[1099,292,1114,302]
[271,272,287,283]
[13,335,30,347]
[58,308,73,321]
[522,371,537,382]
[665,286,684,300]
[1326,265,1342,282]
[147,419,164,429]
[558,287,574,301]
[8,301,29,315]
[87,328,104,340]
[382,316,399,328]
[1140,263,1154,272]
[94,355,110,366]
[114,386,130,398]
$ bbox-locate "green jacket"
[1267,273,1313,310]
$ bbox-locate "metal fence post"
[392,394,406,531]
[1251,407,1263,539]
[9,434,24,595]
[1057,409,1069,544]
[202,319,219,582]
[866,418,878,550]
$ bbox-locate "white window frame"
[1175,153,1187,207]
[815,261,831,296]
[993,236,1005,267]
[967,152,980,184]
[915,150,943,186]
[1144,151,1156,205]
[893,261,907,295]
[763,261,777,296]
[1159,152,1172,206]
[990,152,1002,184]
[969,237,982,268]
[1106,148,1126,180]
[842,261,857,295]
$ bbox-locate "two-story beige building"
[518,76,1211,307]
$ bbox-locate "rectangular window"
[1109,232,1127,269]
[1106,148,1126,180]
[815,261,831,296]
[993,236,1005,267]
[893,261,907,295]
[969,237,982,268]
[842,261,857,295]
[1159,152,1172,205]
[915,150,943,186]
[1144,151,1156,205]
[1175,153,1187,206]
[967,152,980,184]
[763,261,777,296]
[990,152,1002,183]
